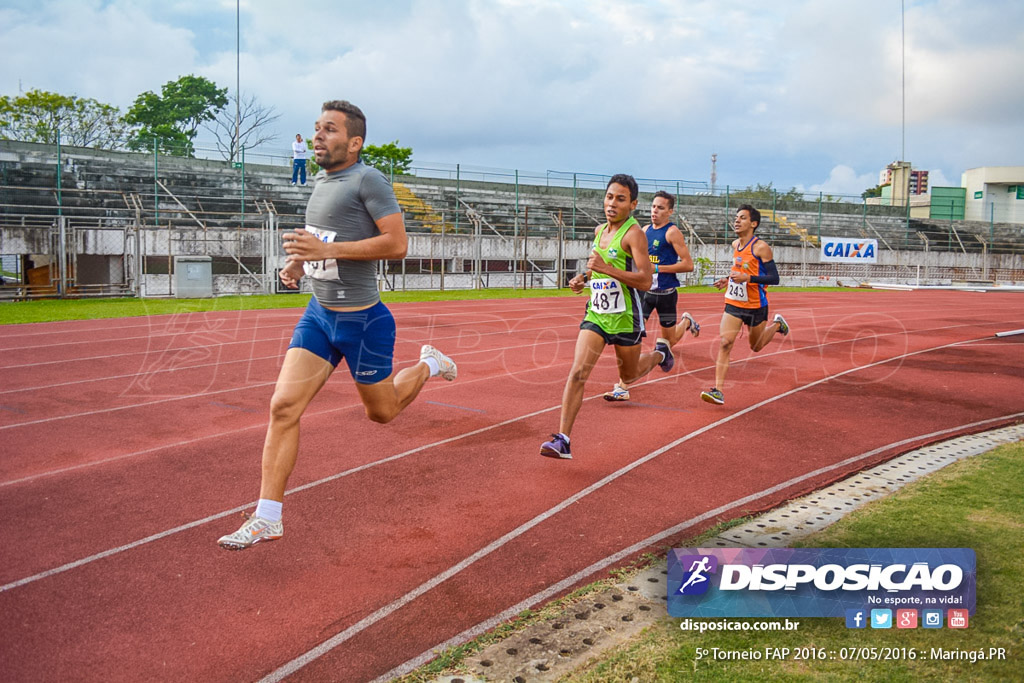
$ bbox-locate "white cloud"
[807,165,880,198]
[0,0,1021,187]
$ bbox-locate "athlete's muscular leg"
[259,348,334,502]
[748,317,783,352]
[713,313,744,389]
[558,329,606,436]
[615,343,662,385]
[355,360,431,424]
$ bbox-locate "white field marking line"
[0,353,284,396]
[257,335,995,683]
[0,320,983,486]
[0,313,592,416]
[0,305,593,371]
[378,410,1024,682]
[0,294,979,356]
[0,311,981,432]
[0,299,577,342]
[0,299,984,395]
[0,501,257,593]
[0,301,583,351]
[0,297,625,387]
[995,328,1024,337]
[0,299,886,394]
[0,323,978,596]
[0,296,983,374]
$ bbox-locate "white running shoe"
[218,515,283,550]
[421,345,457,381]
[603,383,631,402]
[772,313,790,336]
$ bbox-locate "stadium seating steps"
[0,140,1017,254]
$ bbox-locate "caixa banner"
[667,548,975,618]
[820,237,877,263]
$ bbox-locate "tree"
[862,184,885,199]
[730,182,804,202]
[203,92,281,162]
[361,140,413,175]
[124,75,228,156]
[0,89,127,149]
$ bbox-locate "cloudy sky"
[2,0,1022,197]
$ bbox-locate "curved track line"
[0,312,980,430]
[0,320,962,487]
[0,301,578,352]
[0,325,998,595]
[257,335,992,682]
[377,411,1024,682]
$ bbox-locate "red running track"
[0,291,1022,681]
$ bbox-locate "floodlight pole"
[235,0,240,161]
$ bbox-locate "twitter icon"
[870,609,892,629]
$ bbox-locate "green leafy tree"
[124,75,228,156]
[693,255,714,284]
[862,184,885,199]
[361,140,413,175]
[730,182,803,202]
[0,89,127,148]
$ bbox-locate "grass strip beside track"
[403,442,1022,682]
[564,441,1023,682]
[0,286,849,325]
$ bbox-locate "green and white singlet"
[582,217,644,337]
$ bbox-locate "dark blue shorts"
[288,298,395,384]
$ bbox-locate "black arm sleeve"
[749,260,780,285]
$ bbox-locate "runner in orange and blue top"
[540,175,671,460]
[700,204,790,406]
[604,190,700,402]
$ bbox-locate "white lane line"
[0,301,580,351]
[0,320,968,486]
[376,410,1024,682]
[0,301,987,413]
[256,335,993,682]
[0,306,587,371]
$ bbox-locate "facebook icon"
[845,609,867,629]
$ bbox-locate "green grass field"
[564,442,1023,682]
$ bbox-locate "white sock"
[423,356,440,377]
[255,498,283,522]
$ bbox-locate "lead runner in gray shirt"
[302,158,399,308]
[218,100,458,550]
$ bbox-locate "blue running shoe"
[681,311,700,338]
[656,340,674,372]
[540,433,572,459]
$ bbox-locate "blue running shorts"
[288,298,395,384]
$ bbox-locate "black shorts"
[580,320,644,346]
[641,289,678,327]
[724,304,769,328]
